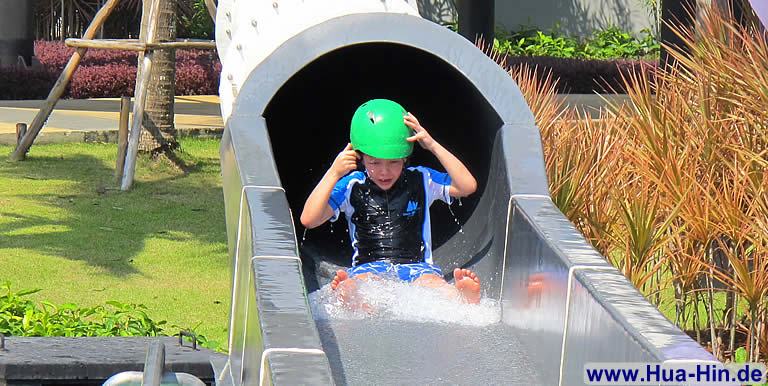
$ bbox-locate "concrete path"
[0,94,629,145]
[0,95,223,145]
[555,93,632,118]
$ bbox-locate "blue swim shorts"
[347,261,443,282]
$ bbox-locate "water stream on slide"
[308,280,545,384]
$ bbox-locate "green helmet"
[350,99,413,159]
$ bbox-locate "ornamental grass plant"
[505,5,768,362]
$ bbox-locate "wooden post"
[99,0,105,39]
[204,0,217,22]
[120,0,162,191]
[9,0,120,162]
[115,96,130,183]
[15,123,27,148]
[65,38,216,51]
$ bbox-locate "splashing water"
[385,190,393,247]
[447,201,465,234]
[309,278,500,326]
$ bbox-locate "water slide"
[213,1,715,384]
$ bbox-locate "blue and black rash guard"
[329,166,453,266]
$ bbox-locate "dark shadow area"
[0,146,226,276]
[314,322,349,385]
[263,43,501,279]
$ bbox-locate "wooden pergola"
[10,0,218,191]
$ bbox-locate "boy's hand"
[330,143,360,178]
[404,113,436,151]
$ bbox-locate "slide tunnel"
[215,2,714,385]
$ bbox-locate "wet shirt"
[329,166,453,266]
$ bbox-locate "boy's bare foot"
[331,269,357,304]
[331,269,350,290]
[331,269,372,312]
[454,268,481,304]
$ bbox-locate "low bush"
[494,26,660,59]
[495,28,580,58]
[582,27,659,59]
[504,55,657,94]
[69,64,137,99]
[472,25,660,93]
[33,40,221,70]
[0,282,220,350]
[0,67,56,99]
[35,40,139,71]
[176,62,219,95]
[0,282,164,337]
[0,41,221,100]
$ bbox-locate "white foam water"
[309,278,501,326]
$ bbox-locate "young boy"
[300,99,481,305]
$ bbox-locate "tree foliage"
[32,0,213,40]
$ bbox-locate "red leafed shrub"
[35,40,139,71]
[176,49,217,65]
[78,48,138,68]
[176,62,218,95]
[16,41,221,99]
[34,40,77,71]
[0,67,57,99]
[175,49,221,95]
[69,64,137,99]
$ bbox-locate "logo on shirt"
[404,200,418,217]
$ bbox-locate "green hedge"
[0,282,221,350]
[493,26,660,59]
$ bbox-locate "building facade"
[415,0,657,37]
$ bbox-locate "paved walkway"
[0,94,629,145]
[0,95,223,145]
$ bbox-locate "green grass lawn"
[0,139,230,349]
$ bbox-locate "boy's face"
[362,154,405,191]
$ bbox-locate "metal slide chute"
[217,2,713,385]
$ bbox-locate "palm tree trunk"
[139,0,178,154]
